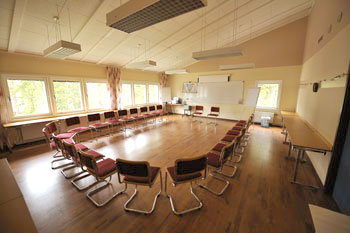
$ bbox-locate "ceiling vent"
[43,40,81,59]
[125,60,157,69]
[192,47,243,60]
[106,0,207,33]
[219,63,255,70]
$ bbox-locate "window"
[7,79,50,117]
[134,83,146,105]
[86,82,110,110]
[53,80,83,113]
[148,84,159,103]
[121,83,132,106]
[256,80,282,109]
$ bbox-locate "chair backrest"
[116,159,150,183]
[118,109,128,117]
[79,150,98,173]
[66,117,80,126]
[88,113,101,122]
[42,126,51,143]
[129,108,138,115]
[104,111,116,119]
[149,106,156,111]
[175,155,207,178]
[63,140,79,163]
[46,121,58,134]
[156,105,162,110]
[52,134,71,158]
[195,105,204,111]
[211,107,220,113]
[140,107,148,113]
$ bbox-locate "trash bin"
[261,116,271,128]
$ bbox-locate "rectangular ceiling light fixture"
[165,69,188,75]
[125,60,157,69]
[107,0,207,33]
[219,63,255,70]
[43,40,81,59]
[192,47,243,60]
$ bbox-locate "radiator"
[253,111,274,123]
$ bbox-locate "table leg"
[301,150,307,163]
[286,142,292,159]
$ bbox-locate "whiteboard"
[161,87,171,102]
[185,81,243,104]
[245,88,261,107]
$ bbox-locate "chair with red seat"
[116,159,162,215]
[221,134,242,163]
[78,150,127,207]
[192,105,204,123]
[65,117,92,142]
[129,108,144,127]
[87,113,110,139]
[148,106,158,123]
[198,143,236,196]
[165,155,207,215]
[207,107,220,125]
[42,121,76,158]
[139,106,153,124]
[118,109,135,131]
[103,111,122,134]
[156,104,167,122]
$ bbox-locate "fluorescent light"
[219,63,255,70]
[165,69,188,74]
[43,40,81,59]
[192,47,243,60]
[125,60,157,69]
[107,0,207,33]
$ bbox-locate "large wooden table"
[280,111,332,189]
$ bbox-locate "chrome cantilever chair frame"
[116,159,162,215]
[50,135,74,170]
[207,107,220,125]
[165,155,207,216]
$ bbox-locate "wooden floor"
[7,115,338,233]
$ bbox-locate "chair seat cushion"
[212,143,226,152]
[236,123,246,127]
[232,126,243,131]
[167,167,201,182]
[207,152,221,168]
[107,119,121,125]
[119,117,133,121]
[124,166,160,184]
[239,120,247,123]
[227,130,240,136]
[56,132,75,139]
[89,122,109,128]
[222,135,236,142]
[75,143,88,151]
[97,158,116,176]
[132,115,143,119]
[208,113,219,117]
[63,138,75,144]
[68,127,91,133]
[84,149,105,160]
[193,112,203,115]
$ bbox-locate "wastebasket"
[261,116,271,128]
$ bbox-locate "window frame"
[133,82,148,106]
[50,76,86,115]
[147,82,160,104]
[84,78,110,111]
[121,81,160,107]
[121,81,134,108]
[1,74,53,120]
[256,80,282,110]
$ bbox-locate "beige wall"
[296,0,350,185]
[168,65,302,122]
[186,17,307,73]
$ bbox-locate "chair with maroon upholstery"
[63,141,106,191]
[156,104,167,122]
[198,142,236,196]
[192,105,204,123]
[65,117,92,142]
[42,121,76,158]
[139,106,153,125]
[116,159,162,215]
[165,155,207,215]
[207,107,220,125]
[118,109,135,131]
[129,108,144,127]
[221,134,242,163]
[148,106,158,123]
[79,150,126,207]
[87,113,111,139]
[103,111,122,134]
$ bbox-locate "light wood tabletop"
[281,111,332,151]
[309,204,350,233]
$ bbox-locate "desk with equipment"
[280,111,332,189]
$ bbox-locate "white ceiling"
[0,0,314,72]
